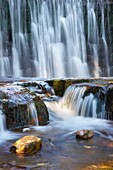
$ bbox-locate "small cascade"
[45,85,105,120]
[0,111,6,132]
[0,101,6,133]
[59,86,87,110]
[28,102,38,126]
[59,85,100,118]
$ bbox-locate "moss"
[52,80,66,96]
[46,79,91,96]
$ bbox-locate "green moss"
[52,80,66,96]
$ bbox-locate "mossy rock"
[46,79,91,96]
[52,80,66,96]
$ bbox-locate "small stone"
[10,136,42,155]
[76,130,94,139]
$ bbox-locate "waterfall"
[87,0,100,77]
[0,111,6,132]
[28,102,38,126]
[0,0,112,77]
[0,101,6,132]
[59,85,100,118]
[45,85,105,120]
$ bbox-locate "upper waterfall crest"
[0,0,112,78]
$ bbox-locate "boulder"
[76,130,94,139]
[10,136,42,155]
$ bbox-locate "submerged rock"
[76,130,94,139]
[10,136,42,155]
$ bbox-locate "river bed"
[0,105,113,170]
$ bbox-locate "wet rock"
[1,82,50,129]
[46,79,91,96]
[3,101,29,130]
[2,95,49,129]
[39,81,55,97]
[21,81,55,97]
[76,130,94,139]
[34,96,49,125]
[51,80,66,96]
[74,83,106,101]
[10,136,42,155]
[105,84,113,120]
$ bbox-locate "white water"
[44,85,104,122]
[0,107,21,143]
[0,110,6,132]
[100,0,110,76]
[42,85,113,140]
[87,0,100,77]
[0,0,111,77]
[0,85,112,142]
[29,102,38,126]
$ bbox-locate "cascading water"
[45,85,105,120]
[0,104,6,132]
[0,0,112,78]
[87,0,100,77]
[28,102,38,126]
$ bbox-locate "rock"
[105,84,113,119]
[76,130,94,139]
[10,136,42,155]
[21,81,55,97]
[46,79,91,96]
[33,96,49,125]
[3,101,30,130]
[39,82,55,97]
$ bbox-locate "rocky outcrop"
[0,81,51,130]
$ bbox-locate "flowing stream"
[0,83,112,169]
